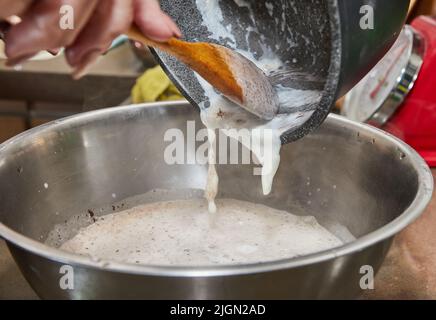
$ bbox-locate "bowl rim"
[0,101,433,278]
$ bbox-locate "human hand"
[0,0,181,78]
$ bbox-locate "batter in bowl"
[60,198,346,266]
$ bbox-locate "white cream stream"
[194,0,321,211]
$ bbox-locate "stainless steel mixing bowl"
[0,101,433,299]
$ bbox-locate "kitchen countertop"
[0,41,143,77]
[1,170,435,300]
[365,169,436,300]
[0,240,38,299]
[0,43,146,111]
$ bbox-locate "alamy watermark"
[59,5,74,30]
[360,5,375,30]
[164,121,278,176]
[59,265,74,290]
[360,265,375,290]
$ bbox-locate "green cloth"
[131,66,184,103]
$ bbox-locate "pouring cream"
[199,84,311,212]
[193,0,322,212]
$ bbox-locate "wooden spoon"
[127,25,279,120]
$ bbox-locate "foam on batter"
[60,198,345,266]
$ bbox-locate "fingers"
[5,0,99,64]
[0,0,33,20]
[2,0,182,79]
[134,0,181,42]
[161,12,182,38]
[66,0,134,79]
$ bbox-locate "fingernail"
[172,27,182,38]
[72,49,101,80]
[48,48,60,56]
[168,22,182,38]
[146,18,175,42]
[163,15,182,39]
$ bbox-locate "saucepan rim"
[0,101,433,278]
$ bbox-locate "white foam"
[61,199,345,266]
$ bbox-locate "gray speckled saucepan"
[153,0,410,143]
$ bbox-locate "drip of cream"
[204,130,218,213]
[195,0,321,212]
[198,76,313,212]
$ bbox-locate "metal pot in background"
[155,0,410,143]
[0,102,432,299]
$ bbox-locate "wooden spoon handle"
[126,25,243,106]
[126,25,197,65]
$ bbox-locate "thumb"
[133,0,181,42]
